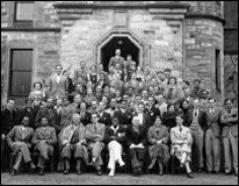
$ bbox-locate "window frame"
[9,49,33,97]
[13,1,34,27]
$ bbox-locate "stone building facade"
[1,1,227,105]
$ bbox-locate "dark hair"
[167,103,175,110]
[224,98,233,104]
[183,80,190,86]
[164,68,171,73]
[193,79,201,84]
[180,99,189,109]
[168,77,177,85]
[33,82,43,89]
[7,97,15,102]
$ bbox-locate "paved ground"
[1,173,238,185]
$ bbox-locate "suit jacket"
[126,125,147,146]
[104,125,126,144]
[6,125,34,149]
[46,73,67,99]
[20,107,35,129]
[85,122,106,143]
[205,108,221,137]
[114,108,133,126]
[162,111,177,129]
[220,108,238,137]
[164,85,184,104]
[109,56,124,69]
[145,104,161,124]
[98,112,112,126]
[1,108,20,135]
[186,108,207,131]
[34,106,59,130]
[32,125,57,146]
[135,112,152,131]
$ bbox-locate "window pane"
[12,50,32,71]
[16,2,34,21]
[10,72,31,96]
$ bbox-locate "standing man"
[1,98,20,172]
[205,98,221,174]
[220,98,238,176]
[108,49,124,71]
[6,116,35,175]
[85,113,106,175]
[32,117,57,175]
[186,99,207,172]
[46,65,67,100]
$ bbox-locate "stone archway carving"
[95,28,148,69]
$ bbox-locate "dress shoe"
[64,169,69,175]
[225,170,231,175]
[97,168,102,176]
[198,168,203,173]
[159,171,164,176]
[108,169,115,177]
[11,169,17,176]
[187,173,194,179]
[234,171,238,176]
[76,170,82,175]
[39,169,44,176]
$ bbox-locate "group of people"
[1,49,238,179]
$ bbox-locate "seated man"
[59,113,88,175]
[6,116,35,175]
[126,116,147,176]
[104,116,126,176]
[85,113,106,175]
[32,117,57,175]
[170,114,194,178]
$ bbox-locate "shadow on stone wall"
[224,55,238,107]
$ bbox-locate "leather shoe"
[187,173,194,179]
[11,169,17,176]
[64,169,69,175]
[76,170,82,175]
[97,168,102,176]
[39,169,44,176]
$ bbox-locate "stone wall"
[59,8,183,78]
[183,18,224,101]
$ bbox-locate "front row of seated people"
[7,112,198,179]
[5,98,238,179]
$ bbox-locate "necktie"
[179,126,182,132]
[194,109,198,117]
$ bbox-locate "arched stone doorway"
[101,37,139,72]
[95,28,147,72]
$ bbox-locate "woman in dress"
[29,81,45,101]
[164,77,184,105]
[147,116,170,175]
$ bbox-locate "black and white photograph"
[1,1,238,185]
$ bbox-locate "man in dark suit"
[97,102,112,126]
[114,100,133,128]
[34,98,59,132]
[186,99,207,172]
[135,102,152,132]
[1,98,20,172]
[145,97,161,124]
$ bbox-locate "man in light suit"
[46,65,67,100]
[6,116,35,175]
[85,113,106,175]
[220,98,238,176]
[108,49,124,71]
